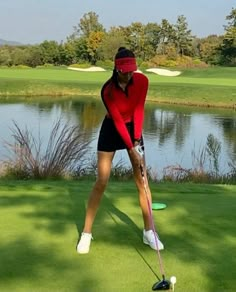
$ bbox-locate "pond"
[0,98,236,178]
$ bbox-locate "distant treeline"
[0,8,235,68]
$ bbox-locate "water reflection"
[0,98,235,177]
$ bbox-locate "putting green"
[152,202,167,210]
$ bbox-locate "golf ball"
[170,276,176,284]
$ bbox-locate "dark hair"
[115,47,135,60]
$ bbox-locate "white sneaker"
[143,229,164,251]
[76,232,93,254]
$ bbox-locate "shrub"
[12,65,31,69]
[147,55,208,68]
[175,56,208,68]
[3,119,91,179]
[148,55,168,67]
[162,134,236,184]
[36,63,57,69]
[139,61,149,71]
[96,60,113,70]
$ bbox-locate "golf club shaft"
[140,164,165,278]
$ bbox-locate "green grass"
[147,67,236,107]
[180,67,236,78]
[0,68,110,82]
[0,67,235,108]
[0,179,235,292]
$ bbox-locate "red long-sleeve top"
[101,72,149,149]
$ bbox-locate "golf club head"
[152,279,170,290]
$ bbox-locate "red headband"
[115,57,137,73]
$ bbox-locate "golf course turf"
[0,66,235,109]
[0,179,235,292]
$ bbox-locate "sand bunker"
[68,66,106,72]
[146,68,181,76]
[67,66,181,76]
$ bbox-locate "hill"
[0,38,22,46]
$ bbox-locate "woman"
[77,47,164,254]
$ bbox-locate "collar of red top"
[114,74,134,88]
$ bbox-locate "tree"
[0,46,12,66]
[72,11,105,38]
[72,37,90,63]
[69,11,105,63]
[197,35,223,64]
[86,31,105,64]
[39,40,60,65]
[143,23,161,59]
[157,19,175,55]
[220,7,236,65]
[124,22,147,59]
[25,46,44,67]
[58,42,77,65]
[99,27,127,60]
[174,15,193,56]
[225,7,236,29]
[10,47,30,66]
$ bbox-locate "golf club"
[138,151,170,290]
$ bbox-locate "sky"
[0,0,235,44]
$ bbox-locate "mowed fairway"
[0,67,235,108]
[0,180,235,292]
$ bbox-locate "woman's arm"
[133,74,149,140]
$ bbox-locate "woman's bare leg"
[82,151,115,233]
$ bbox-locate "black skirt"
[97,117,143,152]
